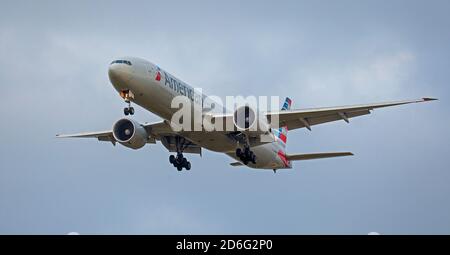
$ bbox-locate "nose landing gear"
[120,90,135,116]
[124,103,134,116]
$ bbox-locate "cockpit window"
[110,60,132,66]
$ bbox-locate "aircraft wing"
[56,130,115,142]
[56,120,174,144]
[56,130,113,139]
[267,98,437,131]
[56,120,202,154]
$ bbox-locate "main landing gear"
[236,146,256,165]
[169,153,191,171]
[169,136,191,171]
[120,90,135,116]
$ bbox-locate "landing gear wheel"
[124,107,134,116]
[251,154,256,164]
[236,148,242,158]
[169,155,176,164]
[171,136,193,171]
[237,146,257,165]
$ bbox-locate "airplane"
[56,57,437,172]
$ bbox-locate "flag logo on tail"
[282,97,292,111]
[276,97,292,145]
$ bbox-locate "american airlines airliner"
[57,57,436,172]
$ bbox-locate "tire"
[129,107,135,115]
[185,162,191,170]
[124,108,129,115]
[177,165,183,171]
[251,154,256,164]
[169,155,176,164]
[236,148,242,157]
[182,158,187,166]
[243,160,249,165]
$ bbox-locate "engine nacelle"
[233,106,271,134]
[112,118,148,149]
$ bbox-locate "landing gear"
[230,132,257,165]
[120,90,135,116]
[169,136,192,171]
[124,106,134,116]
[236,146,256,165]
[169,152,191,171]
[169,155,176,164]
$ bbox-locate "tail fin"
[276,97,292,145]
[281,97,292,111]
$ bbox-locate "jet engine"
[112,118,148,149]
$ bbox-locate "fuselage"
[108,57,291,169]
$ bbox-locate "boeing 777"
[57,57,437,171]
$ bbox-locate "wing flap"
[282,109,371,130]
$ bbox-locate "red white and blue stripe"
[275,97,291,145]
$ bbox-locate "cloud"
[351,51,415,96]
[0,0,448,235]
[286,50,417,106]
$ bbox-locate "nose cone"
[108,62,133,88]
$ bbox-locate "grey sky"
[0,0,449,234]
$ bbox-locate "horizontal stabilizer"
[286,152,353,161]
